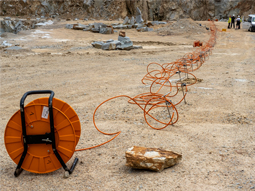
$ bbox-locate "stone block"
[65,24,73,29]
[134,23,144,28]
[151,21,159,25]
[126,146,182,172]
[130,16,135,25]
[91,28,100,33]
[118,36,130,42]
[99,26,113,34]
[91,41,104,49]
[116,40,133,50]
[123,16,129,25]
[135,7,144,23]
[137,27,148,32]
[73,24,88,30]
[113,24,127,29]
[119,31,126,37]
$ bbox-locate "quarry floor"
[0,20,255,191]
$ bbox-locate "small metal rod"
[181,83,187,104]
[165,99,173,124]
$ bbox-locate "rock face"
[0,0,254,21]
[125,146,182,172]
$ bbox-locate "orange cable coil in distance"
[75,21,217,152]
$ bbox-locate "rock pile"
[66,23,114,34]
[125,146,182,172]
[1,17,53,34]
[65,7,159,33]
[91,31,142,51]
[156,18,207,36]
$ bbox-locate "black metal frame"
[14,90,78,177]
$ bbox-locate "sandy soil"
[0,20,255,191]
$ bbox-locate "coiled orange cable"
[75,21,217,152]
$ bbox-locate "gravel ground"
[0,20,255,191]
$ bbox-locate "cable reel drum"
[4,90,81,177]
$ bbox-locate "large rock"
[102,40,121,50]
[73,24,88,30]
[130,16,135,25]
[138,27,153,32]
[135,7,144,23]
[125,146,182,172]
[65,24,74,29]
[91,41,104,49]
[99,26,113,34]
[123,16,129,25]
[118,36,130,42]
[112,24,127,29]
[117,40,133,50]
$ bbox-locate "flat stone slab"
[125,146,182,172]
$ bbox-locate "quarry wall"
[1,0,255,21]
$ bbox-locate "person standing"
[228,15,232,28]
[231,14,236,28]
[236,16,241,29]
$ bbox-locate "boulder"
[73,24,88,30]
[65,24,73,29]
[118,36,130,42]
[4,17,11,20]
[135,7,144,24]
[99,26,113,34]
[137,27,153,32]
[119,31,126,37]
[2,20,15,33]
[151,21,159,25]
[91,28,100,33]
[83,28,91,31]
[113,24,127,29]
[93,22,107,29]
[125,146,182,172]
[102,40,121,50]
[106,39,114,43]
[130,16,135,25]
[116,40,133,50]
[92,41,104,49]
[134,23,144,28]
[123,16,129,25]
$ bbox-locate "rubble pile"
[91,31,142,51]
[1,17,54,34]
[65,8,163,33]
[65,22,114,34]
[156,18,207,36]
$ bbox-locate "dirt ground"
[0,19,255,190]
